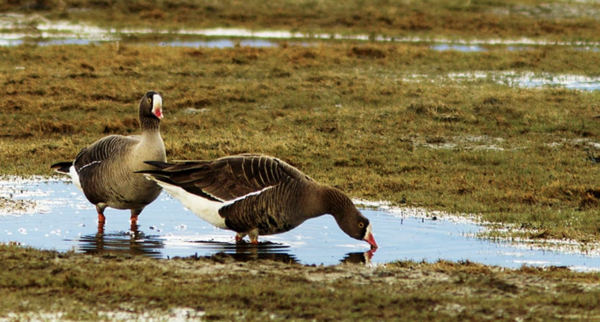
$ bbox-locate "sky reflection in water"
[1,180,599,271]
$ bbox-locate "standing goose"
[51,91,166,228]
[138,154,378,249]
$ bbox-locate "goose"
[51,91,166,227]
[138,154,378,249]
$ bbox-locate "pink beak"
[151,94,164,119]
[364,232,378,250]
[154,108,163,119]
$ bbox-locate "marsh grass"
[1,245,599,321]
[2,43,600,242]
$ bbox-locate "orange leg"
[235,233,246,243]
[95,204,107,234]
[130,208,142,225]
[97,214,106,234]
[96,204,107,224]
[130,221,139,233]
[248,229,259,244]
[129,209,142,232]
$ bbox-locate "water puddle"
[3,15,600,90]
[1,179,599,271]
[503,73,600,91]
[430,44,487,52]
[149,39,282,48]
[2,13,600,51]
[406,71,600,91]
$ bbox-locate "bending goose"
[138,154,378,249]
[51,91,166,228]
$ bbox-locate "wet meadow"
[3,40,600,242]
[2,0,600,320]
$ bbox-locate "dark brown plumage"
[139,154,378,249]
[51,91,166,228]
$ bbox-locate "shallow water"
[430,44,486,52]
[3,13,600,50]
[1,179,599,270]
[4,14,600,91]
[405,71,600,92]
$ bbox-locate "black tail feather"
[50,161,72,174]
[143,160,174,169]
[143,160,207,172]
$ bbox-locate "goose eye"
[358,222,364,229]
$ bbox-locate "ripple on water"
[0,179,599,271]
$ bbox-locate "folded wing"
[143,154,312,202]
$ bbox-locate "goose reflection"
[190,240,299,263]
[340,250,376,264]
[189,240,376,265]
[76,224,164,257]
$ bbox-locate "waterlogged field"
[2,42,600,243]
[3,1,600,321]
[4,178,600,271]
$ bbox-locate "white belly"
[156,180,227,229]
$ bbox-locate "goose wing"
[74,135,139,173]
[143,154,311,202]
[74,135,139,204]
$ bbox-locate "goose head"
[339,208,378,250]
[140,91,163,120]
[325,188,378,250]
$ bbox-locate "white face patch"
[152,94,163,119]
[363,222,378,249]
[365,223,373,238]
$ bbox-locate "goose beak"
[152,94,163,119]
[363,223,378,250]
[364,233,378,250]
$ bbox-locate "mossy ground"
[1,245,600,321]
[3,1,600,320]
